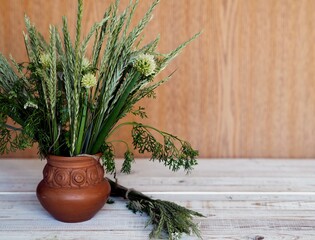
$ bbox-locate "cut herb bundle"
[108,178,205,240]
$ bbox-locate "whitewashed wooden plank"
[2,200,315,221]
[1,218,314,235]
[1,232,315,240]
[1,178,315,193]
[109,176,315,192]
[4,192,315,201]
[0,231,152,240]
[2,194,315,219]
[2,159,315,192]
[3,159,315,178]
[3,176,315,192]
[2,196,315,220]
[123,159,315,177]
[2,232,315,240]
[1,219,315,239]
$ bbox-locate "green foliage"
[132,123,199,173]
[127,198,204,239]
[131,106,147,119]
[0,115,34,155]
[121,150,134,174]
[100,144,116,174]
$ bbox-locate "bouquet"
[0,0,203,239]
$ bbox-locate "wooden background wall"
[1,0,315,158]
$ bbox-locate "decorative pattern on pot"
[43,165,103,188]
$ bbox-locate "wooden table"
[0,159,315,239]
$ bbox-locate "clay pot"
[36,154,111,223]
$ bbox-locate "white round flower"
[134,53,156,76]
[81,73,97,89]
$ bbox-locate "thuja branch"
[107,178,204,240]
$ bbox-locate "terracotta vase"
[36,154,111,223]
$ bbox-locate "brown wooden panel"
[1,0,315,158]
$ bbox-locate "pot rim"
[47,153,102,160]
[45,153,103,168]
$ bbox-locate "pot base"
[37,179,110,223]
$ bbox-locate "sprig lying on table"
[107,178,205,240]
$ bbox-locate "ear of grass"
[24,15,41,63]
[48,26,59,154]
[61,16,77,155]
[91,3,113,68]
[75,0,83,55]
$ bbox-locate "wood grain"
[2,159,315,239]
[2,159,315,193]
[1,0,315,158]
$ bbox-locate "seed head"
[134,54,156,76]
[81,73,97,89]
